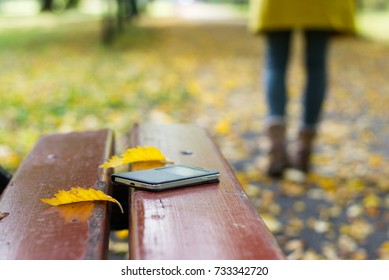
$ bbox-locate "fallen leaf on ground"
[41,187,123,213]
[114,229,129,240]
[340,218,373,243]
[378,241,389,259]
[363,193,381,217]
[260,213,283,233]
[280,180,307,197]
[109,241,129,255]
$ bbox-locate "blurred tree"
[41,0,54,11]
[102,0,139,45]
[66,0,79,8]
[358,0,388,10]
[117,0,138,31]
[40,0,80,12]
[116,0,140,33]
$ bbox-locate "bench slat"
[129,123,284,260]
[0,129,114,260]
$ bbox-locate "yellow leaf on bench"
[99,146,170,169]
[99,155,124,169]
[41,187,123,213]
[122,146,165,163]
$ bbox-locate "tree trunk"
[41,0,54,11]
[66,0,80,9]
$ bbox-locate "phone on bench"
[111,164,220,192]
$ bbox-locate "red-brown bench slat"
[129,123,285,260]
[0,129,114,260]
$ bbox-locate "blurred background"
[0,0,388,171]
[1,0,389,259]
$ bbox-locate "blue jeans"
[264,30,330,130]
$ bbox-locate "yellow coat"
[248,0,356,34]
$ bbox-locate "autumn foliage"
[1,6,389,259]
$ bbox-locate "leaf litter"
[226,39,389,258]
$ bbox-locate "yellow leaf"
[99,146,170,169]
[99,155,125,169]
[214,118,231,135]
[378,241,389,259]
[122,146,166,164]
[363,194,381,209]
[44,202,95,223]
[363,193,381,217]
[368,154,384,167]
[114,229,129,240]
[260,213,283,233]
[379,241,389,251]
[132,160,166,171]
[41,187,123,213]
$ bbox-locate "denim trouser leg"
[302,30,331,130]
[263,30,292,126]
[264,30,330,130]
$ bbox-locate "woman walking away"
[248,0,356,178]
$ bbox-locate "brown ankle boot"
[266,124,289,178]
[292,129,316,173]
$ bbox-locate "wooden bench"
[0,129,114,259]
[127,123,284,259]
[0,123,284,260]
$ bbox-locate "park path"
[141,0,241,19]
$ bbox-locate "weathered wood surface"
[0,129,114,260]
[129,123,285,260]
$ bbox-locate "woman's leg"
[264,30,292,125]
[263,30,292,177]
[302,30,331,130]
[294,30,331,173]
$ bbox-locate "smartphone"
[111,164,220,191]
